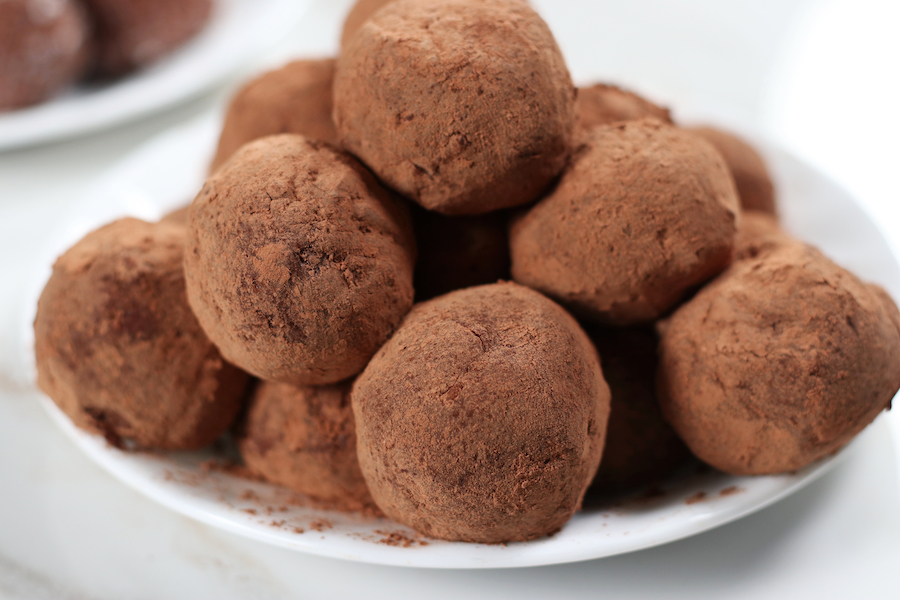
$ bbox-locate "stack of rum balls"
[0,0,212,110]
[34,0,900,544]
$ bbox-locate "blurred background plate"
[14,113,894,568]
[0,0,311,151]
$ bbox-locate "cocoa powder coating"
[238,380,375,511]
[80,0,211,77]
[689,126,776,215]
[340,0,396,49]
[210,59,339,173]
[587,326,691,490]
[34,218,248,450]
[0,0,91,110]
[657,242,900,474]
[575,83,672,133]
[184,134,416,386]
[510,118,741,325]
[334,0,576,215]
[352,282,610,543]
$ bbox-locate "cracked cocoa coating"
[0,0,91,110]
[238,380,375,511]
[657,242,900,475]
[587,326,691,490]
[34,218,248,450]
[340,0,396,49]
[185,134,416,386]
[352,282,610,543]
[510,118,741,325]
[410,203,510,301]
[334,0,576,215]
[575,83,672,133]
[81,0,211,77]
[210,59,338,173]
[688,126,776,215]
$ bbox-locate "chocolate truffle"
[689,126,776,215]
[185,134,416,386]
[510,119,741,325]
[340,0,396,49]
[210,59,338,173]
[587,326,691,490]
[411,205,510,301]
[81,0,211,77]
[575,83,672,133]
[34,218,248,450]
[657,242,900,475]
[352,282,610,543]
[0,0,91,110]
[238,380,374,510]
[159,205,190,225]
[733,210,792,261]
[334,0,576,215]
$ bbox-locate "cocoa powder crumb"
[685,492,707,505]
[308,519,333,532]
[374,530,429,548]
[719,486,743,497]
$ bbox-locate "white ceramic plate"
[0,0,311,151]
[22,114,900,569]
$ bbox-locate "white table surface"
[2,1,899,598]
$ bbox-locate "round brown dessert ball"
[352,282,610,543]
[411,204,510,301]
[657,242,900,475]
[238,380,374,510]
[34,218,249,450]
[0,0,91,110]
[81,0,211,77]
[334,0,576,215]
[210,59,338,173]
[185,134,416,386]
[575,83,672,133]
[733,210,792,261]
[688,126,776,215]
[510,118,741,325]
[587,326,691,491]
[159,204,190,225]
[340,0,396,50]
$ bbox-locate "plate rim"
[0,0,312,151]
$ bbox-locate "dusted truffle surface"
[352,282,610,543]
[510,119,740,325]
[658,242,900,475]
[81,0,211,77]
[575,83,672,133]
[210,59,338,173]
[411,204,510,301]
[588,326,691,490]
[340,0,396,49]
[34,218,248,450]
[159,205,190,226]
[334,0,576,215]
[238,380,375,510]
[185,134,416,386]
[689,126,776,215]
[0,0,91,110]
